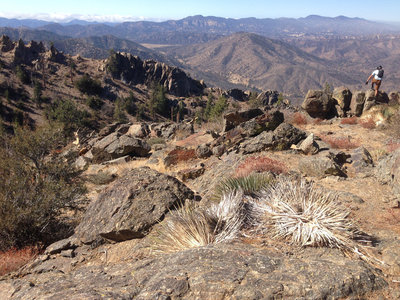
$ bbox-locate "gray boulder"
[299,155,347,178]
[91,132,150,163]
[297,133,319,155]
[195,144,212,158]
[363,90,376,112]
[332,86,352,111]
[302,90,335,119]
[223,108,264,132]
[73,167,195,244]
[241,123,306,154]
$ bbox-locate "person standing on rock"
[365,66,384,97]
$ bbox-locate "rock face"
[91,132,150,163]
[73,167,195,243]
[257,90,279,106]
[1,243,385,299]
[375,148,400,197]
[350,91,366,116]
[302,90,335,119]
[332,86,352,111]
[299,155,347,178]
[13,39,45,65]
[106,52,205,97]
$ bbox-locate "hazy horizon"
[1,0,399,23]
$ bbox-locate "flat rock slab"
[1,243,385,299]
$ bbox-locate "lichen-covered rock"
[332,86,352,111]
[223,108,264,131]
[299,155,347,178]
[350,91,366,117]
[73,167,195,244]
[1,243,385,299]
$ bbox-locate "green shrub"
[204,94,228,121]
[149,83,167,117]
[45,98,93,134]
[15,65,30,85]
[85,96,104,110]
[113,98,128,123]
[74,74,102,96]
[33,80,42,105]
[0,125,85,250]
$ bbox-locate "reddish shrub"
[164,148,196,166]
[358,118,376,129]
[0,246,40,276]
[291,112,308,125]
[235,155,288,177]
[340,117,358,125]
[319,135,360,149]
[312,118,324,125]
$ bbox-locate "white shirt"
[372,70,382,80]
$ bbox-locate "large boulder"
[363,90,376,112]
[241,123,306,154]
[13,39,45,65]
[302,90,335,119]
[223,108,264,131]
[256,90,279,106]
[1,243,385,299]
[350,91,366,116]
[73,167,195,244]
[375,148,400,197]
[332,86,352,111]
[91,132,150,163]
[388,91,400,105]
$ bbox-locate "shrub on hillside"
[0,125,86,251]
[85,96,104,110]
[74,74,102,96]
[340,116,358,125]
[319,135,360,149]
[0,246,40,276]
[289,112,308,125]
[148,83,167,117]
[235,155,288,178]
[15,65,30,85]
[45,98,93,134]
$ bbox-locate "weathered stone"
[223,108,264,131]
[350,91,366,117]
[302,90,335,119]
[101,155,131,165]
[73,167,195,243]
[45,238,78,255]
[164,147,196,167]
[74,156,89,170]
[332,86,352,111]
[241,123,306,154]
[91,133,150,163]
[212,144,225,157]
[363,90,376,112]
[350,146,374,172]
[299,156,347,178]
[256,90,279,106]
[12,39,45,65]
[2,243,385,299]
[178,165,205,182]
[297,133,319,155]
[126,123,150,138]
[237,110,284,137]
[195,144,212,158]
[226,88,247,101]
[388,91,400,105]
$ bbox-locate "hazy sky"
[1,0,399,22]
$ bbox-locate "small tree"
[0,125,85,250]
[15,65,30,85]
[148,83,167,118]
[33,80,42,106]
[113,98,128,123]
[75,74,102,96]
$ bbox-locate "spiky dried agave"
[253,178,363,251]
[153,191,246,253]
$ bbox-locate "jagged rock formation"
[302,87,393,119]
[105,52,205,97]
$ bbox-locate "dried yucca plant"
[153,191,245,253]
[253,178,367,252]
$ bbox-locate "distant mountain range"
[1,15,399,45]
[1,15,399,97]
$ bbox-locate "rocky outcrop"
[298,154,347,178]
[257,90,280,106]
[12,39,45,65]
[73,167,195,244]
[106,52,205,97]
[350,91,366,116]
[375,148,400,197]
[150,122,194,139]
[46,44,66,64]
[332,86,352,117]
[0,243,385,299]
[302,90,335,119]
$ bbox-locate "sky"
[0,0,399,23]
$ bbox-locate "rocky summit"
[1,35,400,300]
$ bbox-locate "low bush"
[358,118,376,129]
[319,135,360,149]
[0,246,40,276]
[75,74,102,96]
[290,112,308,125]
[164,148,196,166]
[85,96,104,110]
[340,116,358,125]
[235,155,288,178]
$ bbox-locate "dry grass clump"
[0,246,40,276]
[234,155,288,178]
[153,191,246,253]
[253,178,368,253]
[319,135,360,150]
[164,148,196,166]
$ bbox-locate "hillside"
[162,32,361,97]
